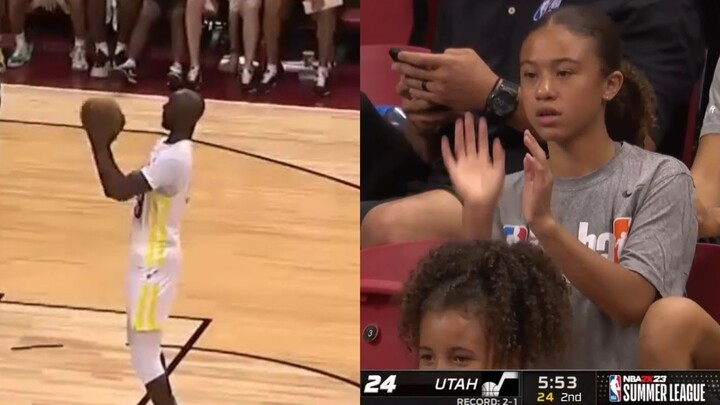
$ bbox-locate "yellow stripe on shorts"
[144,193,171,269]
[133,282,161,331]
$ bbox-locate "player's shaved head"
[172,89,205,122]
[162,89,205,134]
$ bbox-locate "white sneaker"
[70,45,88,72]
[241,68,253,85]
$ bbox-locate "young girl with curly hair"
[399,240,573,369]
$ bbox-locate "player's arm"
[89,143,151,201]
[532,172,697,327]
[691,57,720,237]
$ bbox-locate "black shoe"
[258,69,278,94]
[167,66,184,91]
[111,61,137,84]
[239,68,256,93]
[113,49,128,69]
[186,66,202,90]
[90,49,110,78]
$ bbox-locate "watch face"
[493,92,517,117]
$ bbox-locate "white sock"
[128,330,165,385]
[74,38,85,48]
[266,63,277,74]
[15,33,26,49]
[116,42,127,54]
[96,41,109,54]
[125,58,136,68]
[170,62,182,74]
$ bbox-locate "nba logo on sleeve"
[609,375,622,402]
[502,225,528,244]
[612,217,631,263]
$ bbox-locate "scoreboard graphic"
[361,370,720,405]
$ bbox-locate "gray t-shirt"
[701,57,720,138]
[491,142,697,369]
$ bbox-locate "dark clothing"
[432,0,703,156]
[361,0,704,208]
[360,92,429,202]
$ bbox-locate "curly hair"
[606,60,658,146]
[398,240,573,368]
[533,6,657,146]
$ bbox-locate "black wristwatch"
[484,78,519,119]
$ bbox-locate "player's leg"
[167,0,186,91]
[128,329,175,405]
[66,0,89,71]
[238,0,260,89]
[638,297,720,368]
[313,6,335,96]
[87,0,110,78]
[127,261,180,404]
[184,0,203,88]
[222,3,240,75]
[7,0,31,68]
[112,0,162,84]
[360,189,464,248]
[259,0,283,92]
[115,0,141,66]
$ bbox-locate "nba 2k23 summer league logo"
[605,373,720,403]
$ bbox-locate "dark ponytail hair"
[530,6,657,146]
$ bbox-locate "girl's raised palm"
[441,113,506,205]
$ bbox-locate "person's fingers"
[476,116,487,160]
[523,153,535,182]
[392,63,436,81]
[492,137,505,169]
[462,112,475,158]
[523,130,548,163]
[441,135,456,174]
[454,117,465,160]
[397,51,446,69]
[402,97,433,114]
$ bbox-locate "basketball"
[80,97,125,144]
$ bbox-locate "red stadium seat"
[360,239,444,370]
[360,0,414,45]
[360,44,430,106]
[686,243,720,323]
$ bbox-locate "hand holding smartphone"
[389,47,450,111]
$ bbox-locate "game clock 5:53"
[522,371,594,404]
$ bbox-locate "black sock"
[159,352,176,403]
[145,374,174,405]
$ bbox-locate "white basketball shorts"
[126,253,181,332]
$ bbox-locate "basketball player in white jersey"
[83,89,205,405]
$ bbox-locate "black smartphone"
[389,47,401,63]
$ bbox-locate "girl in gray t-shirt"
[442,6,697,369]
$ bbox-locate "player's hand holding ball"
[80,97,126,148]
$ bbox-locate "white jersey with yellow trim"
[130,138,192,269]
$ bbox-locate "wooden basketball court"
[0,84,359,404]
